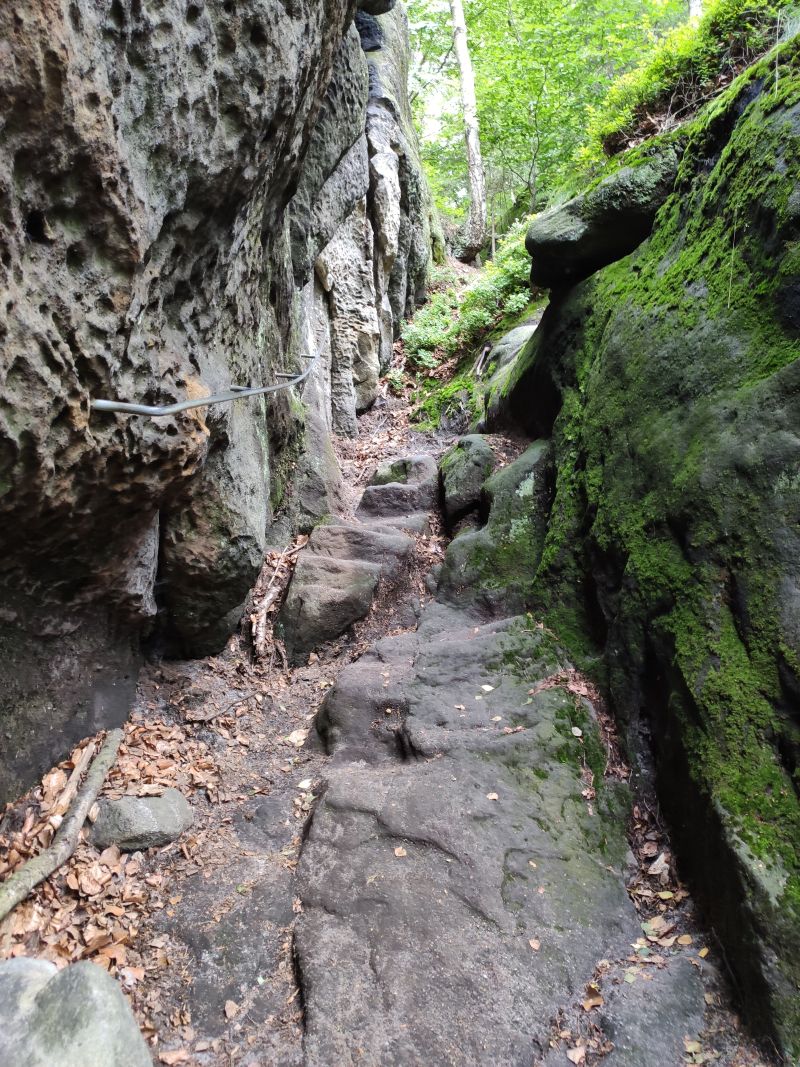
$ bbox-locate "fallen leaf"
[454,704,465,711]
[486,792,499,801]
[297,779,313,791]
[698,946,709,958]
[647,852,669,877]
[571,727,583,738]
[491,716,502,722]
[159,1051,190,1065]
[285,729,308,748]
[224,1000,238,1020]
[566,1047,586,1064]
[582,993,603,1011]
[480,685,494,693]
[528,938,540,951]
[394,846,407,858]
[684,1038,702,1054]
[677,934,693,946]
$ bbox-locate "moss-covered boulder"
[527,144,678,288]
[491,39,800,1056]
[437,441,553,613]
[439,434,497,529]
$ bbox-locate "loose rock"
[91,789,193,851]
[0,958,151,1067]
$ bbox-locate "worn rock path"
[1,389,774,1067]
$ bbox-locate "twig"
[252,538,307,660]
[0,729,123,923]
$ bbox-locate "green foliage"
[408,0,686,225]
[402,218,534,371]
[589,0,796,153]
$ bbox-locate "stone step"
[294,606,708,1066]
[305,522,413,577]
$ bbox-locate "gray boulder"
[278,521,414,663]
[437,440,553,613]
[91,788,193,851]
[0,958,151,1067]
[280,556,381,663]
[439,434,497,528]
[484,321,538,372]
[527,147,678,287]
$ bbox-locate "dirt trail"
[0,377,775,1067]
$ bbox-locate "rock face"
[91,788,193,851]
[527,145,678,288]
[297,599,708,1064]
[439,433,497,528]
[0,1,435,799]
[0,957,151,1067]
[489,42,800,1057]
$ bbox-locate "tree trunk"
[449,0,486,260]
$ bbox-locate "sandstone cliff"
[0,0,436,801]
[485,39,800,1056]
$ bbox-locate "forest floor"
[0,343,779,1067]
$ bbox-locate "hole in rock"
[24,210,50,243]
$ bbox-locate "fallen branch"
[0,729,123,923]
[251,536,307,660]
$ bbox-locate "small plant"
[402,217,537,377]
[589,0,794,153]
[385,369,406,395]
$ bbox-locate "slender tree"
[448,0,486,259]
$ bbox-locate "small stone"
[91,788,193,851]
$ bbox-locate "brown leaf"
[159,1051,190,1065]
[224,999,238,1020]
[566,1048,586,1065]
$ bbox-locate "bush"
[590,0,794,153]
[401,217,536,369]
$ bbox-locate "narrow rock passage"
[1,389,773,1067]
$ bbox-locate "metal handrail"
[90,349,321,418]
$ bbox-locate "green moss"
[506,43,800,1051]
[412,372,482,429]
[589,0,796,154]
